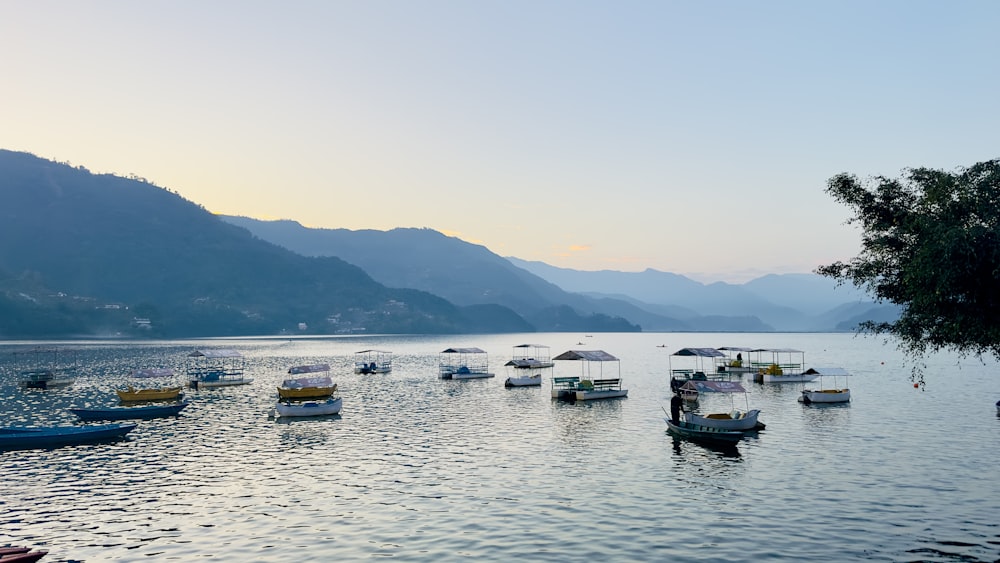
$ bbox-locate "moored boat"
[274,397,343,418]
[14,348,77,389]
[668,348,729,396]
[551,350,628,401]
[664,418,743,446]
[354,350,393,374]
[0,423,137,450]
[749,348,817,383]
[679,380,764,431]
[278,364,336,399]
[70,402,189,421]
[116,385,184,402]
[187,349,253,389]
[504,344,553,387]
[798,367,851,404]
[0,547,48,563]
[439,347,494,379]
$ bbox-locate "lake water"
[1,333,998,562]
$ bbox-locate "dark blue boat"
[0,423,137,450]
[69,402,189,421]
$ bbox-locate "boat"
[715,346,756,375]
[0,547,48,563]
[798,367,852,404]
[664,418,743,446]
[668,347,729,399]
[0,423,137,450]
[116,385,184,402]
[278,364,337,399]
[504,344,554,387]
[14,348,77,389]
[996,399,1000,415]
[749,348,817,383]
[438,347,494,379]
[550,350,628,401]
[678,380,764,431]
[187,349,253,389]
[274,397,343,418]
[353,350,393,374]
[69,402,189,421]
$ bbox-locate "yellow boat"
[277,364,336,399]
[116,385,184,401]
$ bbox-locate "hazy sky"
[2,1,998,282]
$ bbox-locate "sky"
[2,1,998,283]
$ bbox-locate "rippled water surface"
[1,333,999,562]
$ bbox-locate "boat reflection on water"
[669,433,742,459]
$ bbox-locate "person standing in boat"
[670,391,683,425]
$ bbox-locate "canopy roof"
[802,367,851,376]
[513,343,549,349]
[440,347,486,354]
[187,349,242,359]
[553,350,618,362]
[752,348,804,354]
[288,363,330,375]
[718,346,754,352]
[355,349,391,355]
[671,347,725,358]
[680,380,748,393]
[281,375,334,388]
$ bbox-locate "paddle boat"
[354,349,393,374]
[70,402,189,421]
[679,380,764,431]
[664,418,743,446]
[551,350,628,401]
[187,349,253,389]
[278,364,337,399]
[749,348,818,383]
[116,385,184,401]
[0,423,137,450]
[798,367,852,404]
[504,344,554,387]
[439,347,494,379]
[273,397,343,418]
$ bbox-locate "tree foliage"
[816,159,1000,371]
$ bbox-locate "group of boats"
[663,345,854,447]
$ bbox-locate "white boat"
[715,346,756,375]
[14,349,77,389]
[354,349,392,374]
[274,397,343,418]
[278,364,336,399]
[668,347,728,399]
[679,380,764,431]
[504,344,553,387]
[551,350,628,401]
[749,348,818,383]
[798,367,851,404]
[439,347,494,379]
[187,349,253,389]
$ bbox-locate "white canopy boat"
[439,347,494,379]
[798,367,851,404]
[716,346,755,375]
[15,348,78,389]
[278,364,336,399]
[749,348,817,383]
[668,347,728,400]
[679,380,764,431]
[187,349,253,389]
[274,397,343,418]
[504,344,553,387]
[354,349,392,374]
[551,350,627,401]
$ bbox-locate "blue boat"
[664,418,743,446]
[0,423,137,450]
[69,402,189,421]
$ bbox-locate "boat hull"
[275,398,343,417]
[684,409,761,431]
[665,419,743,445]
[70,402,189,421]
[190,378,254,389]
[756,373,818,383]
[574,389,628,401]
[799,389,851,404]
[117,386,184,401]
[0,423,137,450]
[505,375,542,387]
[448,371,495,380]
[277,386,336,399]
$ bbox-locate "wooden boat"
[187,349,253,388]
[551,350,628,400]
[278,364,336,399]
[354,350,393,374]
[504,344,553,387]
[439,347,494,379]
[69,402,189,421]
[664,418,743,445]
[274,397,343,418]
[0,423,137,450]
[798,367,852,404]
[0,548,48,563]
[679,380,764,431]
[116,385,184,401]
